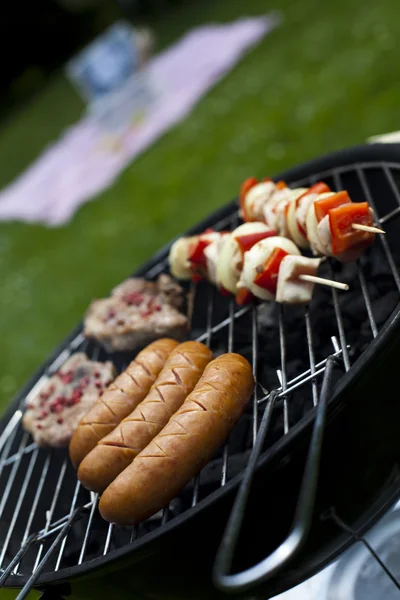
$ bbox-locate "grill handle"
[213,356,338,594]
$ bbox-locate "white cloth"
[0,15,279,226]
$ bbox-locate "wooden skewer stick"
[352,223,386,234]
[299,274,349,291]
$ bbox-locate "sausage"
[99,353,254,525]
[69,338,178,468]
[78,341,213,492]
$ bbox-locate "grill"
[1,144,400,600]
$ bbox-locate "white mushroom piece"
[276,256,322,304]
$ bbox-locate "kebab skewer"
[169,229,228,285]
[240,178,385,262]
[169,224,279,289]
[169,225,348,307]
[216,222,277,295]
[238,236,348,306]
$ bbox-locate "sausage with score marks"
[99,353,254,525]
[78,341,213,492]
[69,338,178,468]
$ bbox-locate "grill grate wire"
[1,161,400,596]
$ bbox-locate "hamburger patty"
[84,274,188,352]
[22,353,116,447]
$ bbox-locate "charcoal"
[3,207,400,578]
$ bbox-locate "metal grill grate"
[1,159,400,596]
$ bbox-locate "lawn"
[0,0,400,414]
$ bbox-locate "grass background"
[0,0,399,415]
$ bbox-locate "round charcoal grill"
[1,144,400,600]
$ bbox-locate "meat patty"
[22,353,116,448]
[84,274,188,353]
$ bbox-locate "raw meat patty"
[84,274,188,352]
[22,353,115,448]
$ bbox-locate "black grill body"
[1,144,400,600]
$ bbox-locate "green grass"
[0,0,400,412]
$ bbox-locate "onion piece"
[217,222,273,294]
[169,237,197,280]
[239,236,300,301]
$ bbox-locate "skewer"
[298,274,349,291]
[172,217,352,301]
[352,223,385,234]
[236,274,348,293]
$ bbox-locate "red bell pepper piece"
[295,182,332,210]
[188,237,213,282]
[235,288,255,305]
[220,285,232,296]
[314,191,351,223]
[188,239,211,267]
[283,202,290,218]
[253,248,289,295]
[240,177,258,222]
[275,180,287,190]
[191,273,203,283]
[308,181,331,195]
[297,221,307,238]
[329,202,374,255]
[294,182,332,237]
[235,229,277,255]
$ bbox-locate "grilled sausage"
[99,353,254,525]
[69,338,178,468]
[78,341,213,492]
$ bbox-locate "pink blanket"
[0,16,278,225]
